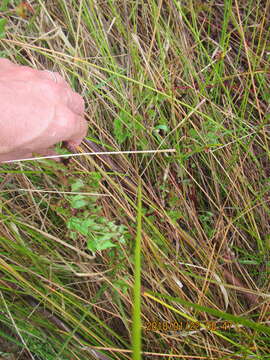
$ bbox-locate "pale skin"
[0,58,88,162]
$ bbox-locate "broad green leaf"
[70,195,88,209]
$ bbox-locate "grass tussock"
[0,0,270,359]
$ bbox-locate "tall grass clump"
[0,0,269,359]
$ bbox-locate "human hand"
[0,58,88,162]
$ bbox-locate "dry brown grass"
[0,0,269,359]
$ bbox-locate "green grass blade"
[132,180,142,360]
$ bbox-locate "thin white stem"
[2,149,176,163]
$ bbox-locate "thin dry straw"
[3,149,176,163]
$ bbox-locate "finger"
[53,104,88,144]
[0,58,18,72]
[40,70,69,87]
[66,90,85,115]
